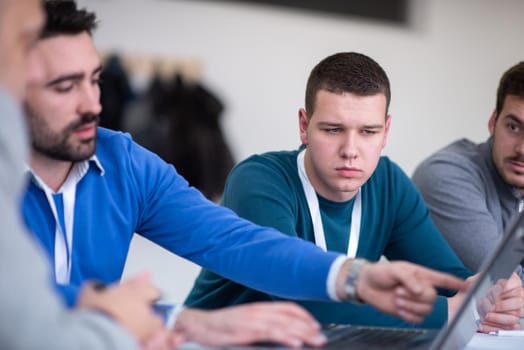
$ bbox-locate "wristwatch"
[344,258,368,302]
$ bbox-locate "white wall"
[77,0,524,303]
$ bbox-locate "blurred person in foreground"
[0,0,172,349]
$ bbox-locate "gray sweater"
[0,89,139,350]
[412,138,524,280]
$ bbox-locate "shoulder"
[415,138,484,172]
[95,127,170,181]
[96,127,133,149]
[373,156,409,181]
[96,127,160,163]
[413,138,487,186]
[95,127,133,157]
[364,157,416,199]
[224,149,301,203]
[232,149,299,178]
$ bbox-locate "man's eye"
[54,83,74,93]
[507,123,520,132]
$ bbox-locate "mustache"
[67,114,100,133]
[507,155,524,163]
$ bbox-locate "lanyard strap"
[297,149,361,258]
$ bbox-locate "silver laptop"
[222,210,524,350]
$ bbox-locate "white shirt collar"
[27,155,105,193]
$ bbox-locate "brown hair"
[496,62,524,117]
[41,0,97,38]
[305,52,391,118]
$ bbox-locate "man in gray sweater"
[412,62,524,282]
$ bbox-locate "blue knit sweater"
[23,128,341,306]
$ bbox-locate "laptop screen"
[431,211,524,350]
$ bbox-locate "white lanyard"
[297,149,361,258]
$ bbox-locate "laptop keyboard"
[224,326,430,350]
[324,325,428,349]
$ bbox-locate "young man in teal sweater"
[186,52,524,332]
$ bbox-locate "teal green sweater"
[185,149,472,328]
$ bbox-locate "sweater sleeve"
[125,141,341,301]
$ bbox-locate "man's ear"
[382,114,392,148]
[299,108,309,145]
[488,111,497,135]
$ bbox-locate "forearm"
[294,298,447,328]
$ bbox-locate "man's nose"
[340,134,357,159]
[78,83,102,116]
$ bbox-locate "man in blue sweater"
[21,1,479,346]
[185,52,524,332]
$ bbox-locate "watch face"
[344,258,367,301]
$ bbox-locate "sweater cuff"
[326,256,348,301]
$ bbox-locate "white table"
[465,333,524,349]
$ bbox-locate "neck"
[30,150,74,192]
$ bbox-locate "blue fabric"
[185,149,473,328]
[23,128,341,306]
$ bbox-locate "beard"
[26,108,100,162]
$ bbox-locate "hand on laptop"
[476,272,524,333]
[172,302,327,348]
[341,260,466,324]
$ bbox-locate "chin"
[504,175,524,189]
[70,147,96,162]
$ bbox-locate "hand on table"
[476,272,524,333]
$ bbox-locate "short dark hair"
[41,0,97,39]
[496,62,524,117]
[305,52,391,118]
